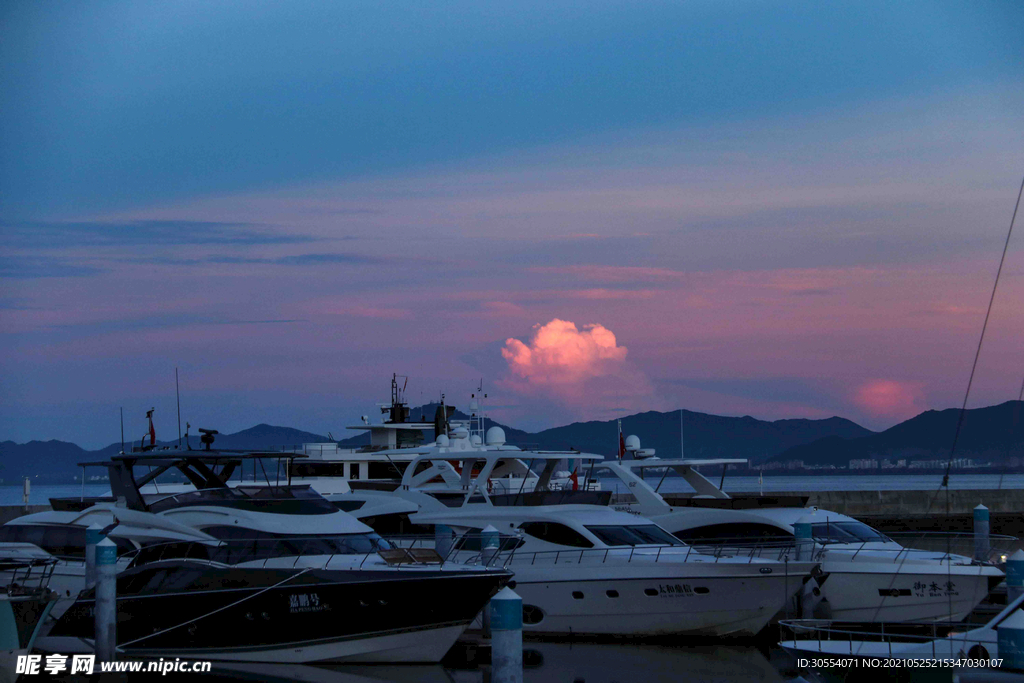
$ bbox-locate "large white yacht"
[6,450,511,663]
[285,376,594,497]
[341,451,821,637]
[598,452,1005,623]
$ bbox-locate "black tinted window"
[519,522,593,548]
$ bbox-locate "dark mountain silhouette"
[522,411,871,462]
[8,401,1022,483]
[767,401,1024,466]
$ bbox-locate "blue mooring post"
[974,504,990,562]
[999,608,1024,671]
[480,525,500,638]
[95,537,117,662]
[85,524,104,590]
[435,524,454,561]
[490,587,522,683]
[794,514,814,562]
[1007,550,1024,604]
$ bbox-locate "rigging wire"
[854,173,1024,650]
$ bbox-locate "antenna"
[175,367,182,448]
[119,407,124,454]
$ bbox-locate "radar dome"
[625,435,641,451]
[452,427,469,440]
[470,434,482,446]
[485,426,506,446]
[436,434,450,447]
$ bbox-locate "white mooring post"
[95,537,117,662]
[435,524,454,561]
[999,608,1024,671]
[481,525,500,568]
[794,514,814,562]
[85,524,105,589]
[490,587,522,683]
[974,504,990,562]
[1007,550,1024,604]
[480,525,500,638]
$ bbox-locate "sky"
[2,1,1023,448]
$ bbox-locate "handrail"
[779,618,984,646]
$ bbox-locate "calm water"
[199,643,801,683]
[6,474,1024,506]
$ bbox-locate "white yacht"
[9,451,511,663]
[342,451,821,637]
[285,375,594,497]
[598,452,1005,623]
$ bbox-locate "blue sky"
[2,1,1023,447]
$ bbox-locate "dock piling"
[95,537,117,662]
[974,504,990,562]
[85,523,104,590]
[489,587,523,683]
[1008,550,1024,604]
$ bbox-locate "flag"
[570,464,579,491]
[618,431,626,460]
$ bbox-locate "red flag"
[618,432,626,460]
[570,465,579,491]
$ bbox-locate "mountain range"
[2,401,1022,483]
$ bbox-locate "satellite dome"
[436,434,450,447]
[470,434,482,446]
[452,427,470,440]
[625,435,641,451]
[485,426,506,446]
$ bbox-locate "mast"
[176,367,182,447]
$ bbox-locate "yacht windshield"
[811,521,892,545]
[585,525,685,547]
[131,529,393,566]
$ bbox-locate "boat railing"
[0,557,57,595]
[814,532,1016,564]
[778,618,984,659]
[123,531,516,572]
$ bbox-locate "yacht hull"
[816,562,1001,622]
[508,562,817,637]
[47,563,510,663]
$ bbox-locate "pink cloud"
[502,319,627,385]
[499,319,657,419]
[852,379,924,419]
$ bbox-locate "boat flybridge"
[284,375,591,497]
[341,450,821,638]
[597,455,1005,623]
[11,450,511,663]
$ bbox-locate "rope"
[118,566,313,647]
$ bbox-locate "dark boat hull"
[49,563,510,663]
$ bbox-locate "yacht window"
[366,462,408,480]
[584,525,684,547]
[518,522,593,549]
[288,462,346,478]
[811,521,891,545]
[333,500,365,512]
[625,525,685,546]
[453,533,525,552]
[671,523,794,544]
[198,526,393,561]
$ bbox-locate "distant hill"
[13,402,1024,483]
[521,411,872,462]
[0,424,328,484]
[767,401,1024,466]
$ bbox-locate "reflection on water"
[191,644,809,683]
